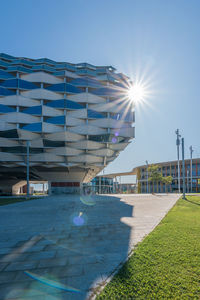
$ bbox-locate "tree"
[163,176,173,193]
[148,164,163,193]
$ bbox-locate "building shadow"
[0,194,134,300]
[184,198,200,207]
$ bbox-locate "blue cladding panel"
[0,104,15,113]
[22,105,42,115]
[70,77,102,88]
[66,83,82,93]
[32,65,55,72]
[1,79,18,88]
[0,69,14,79]
[19,80,37,90]
[46,100,65,108]
[66,100,83,109]
[47,83,82,93]
[46,99,83,109]
[0,60,10,67]
[46,116,65,125]
[88,109,104,119]
[1,79,37,90]
[0,86,15,96]
[111,111,133,121]
[23,122,42,132]
[6,66,32,73]
[46,83,65,92]
[0,53,15,60]
[111,113,121,120]
[92,87,120,96]
[122,111,134,121]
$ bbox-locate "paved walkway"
[0,193,180,300]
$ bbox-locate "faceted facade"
[0,53,135,194]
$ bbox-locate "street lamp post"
[187,169,189,193]
[26,140,30,199]
[146,160,149,193]
[181,138,186,199]
[189,146,194,193]
[175,129,181,193]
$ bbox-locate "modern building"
[83,176,136,194]
[102,158,200,194]
[135,159,200,193]
[0,53,135,195]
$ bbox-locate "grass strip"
[0,196,41,206]
[97,196,200,299]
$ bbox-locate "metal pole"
[99,176,101,194]
[26,140,30,199]
[187,169,189,193]
[175,129,181,193]
[189,146,194,193]
[181,138,186,199]
[146,160,148,193]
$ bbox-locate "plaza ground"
[0,193,179,300]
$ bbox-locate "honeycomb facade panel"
[0,53,135,194]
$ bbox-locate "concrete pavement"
[0,193,180,300]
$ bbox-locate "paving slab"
[0,193,180,299]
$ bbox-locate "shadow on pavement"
[0,194,134,300]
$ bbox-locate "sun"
[127,83,146,103]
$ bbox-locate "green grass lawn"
[97,196,200,299]
[0,196,41,206]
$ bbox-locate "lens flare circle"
[80,186,96,206]
[24,270,81,293]
[80,196,96,206]
[71,212,87,227]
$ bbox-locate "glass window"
[1,146,44,154]
[89,134,125,143]
[0,129,18,138]
[43,140,65,147]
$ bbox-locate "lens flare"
[80,196,96,206]
[24,271,81,293]
[71,212,87,227]
[111,137,117,143]
[80,186,96,206]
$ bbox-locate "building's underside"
[0,53,135,194]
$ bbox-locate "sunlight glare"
[127,83,146,103]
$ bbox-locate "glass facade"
[138,160,200,193]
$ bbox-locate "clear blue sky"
[1,0,200,181]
